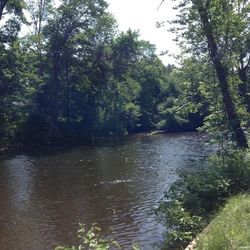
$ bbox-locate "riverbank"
[159,148,250,249]
[184,194,250,250]
[195,194,250,249]
[0,129,198,159]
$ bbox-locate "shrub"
[55,224,140,250]
[55,223,119,250]
[159,200,204,249]
[159,149,250,249]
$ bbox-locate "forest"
[0,0,250,249]
[1,0,249,150]
[0,0,205,150]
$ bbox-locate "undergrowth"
[158,149,250,249]
[55,223,140,250]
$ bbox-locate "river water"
[0,132,213,250]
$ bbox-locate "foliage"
[55,224,142,250]
[165,0,250,148]
[0,0,25,21]
[159,200,204,249]
[159,149,250,249]
[0,17,25,144]
[195,194,250,250]
[55,223,120,250]
[156,63,205,132]
[1,0,190,147]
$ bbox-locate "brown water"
[0,132,213,250]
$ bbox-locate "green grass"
[195,194,250,250]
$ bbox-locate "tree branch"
[157,0,164,10]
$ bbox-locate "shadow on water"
[0,132,215,250]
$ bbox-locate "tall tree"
[167,0,249,148]
[39,0,109,120]
[0,17,24,142]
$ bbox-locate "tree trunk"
[197,4,248,148]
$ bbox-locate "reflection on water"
[0,132,213,250]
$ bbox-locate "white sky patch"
[7,0,180,65]
[107,0,180,65]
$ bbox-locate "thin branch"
[157,0,165,10]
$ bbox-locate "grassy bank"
[159,149,250,249]
[195,194,250,250]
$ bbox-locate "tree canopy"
[1,0,249,148]
[0,0,190,146]
[163,0,250,148]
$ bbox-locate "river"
[0,132,213,250]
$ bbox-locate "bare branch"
[157,0,165,10]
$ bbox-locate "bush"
[159,149,250,249]
[55,223,119,250]
[159,200,204,249]
[55,224,141,250]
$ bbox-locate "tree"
[167,0,249,148]
[26,0,53,35]
[0,17,29,143]
[38,0,109,120]
[134,57,166,131]
[197,0,248,148]
[0,0,183,146]
[0,0,24,20]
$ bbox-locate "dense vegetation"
[1,0,250,249]
[159,150,250,249]
[0,0,205,150]
[1,0,249,150]
[158,0,250,249]
[166,0,250,148]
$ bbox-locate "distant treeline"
[0,0,205,146]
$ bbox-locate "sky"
[15,0,180,65]
[107,0,179,65]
